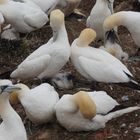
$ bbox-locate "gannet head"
[9,83,29,104]
[0,85,21,100]
[50,9,65,31]
[73,91,96,119]
[103,12,124,31]
[77,28,96,47]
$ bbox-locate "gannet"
[86,0,114,40]
[55,91,140,132]
[100,29,128,60]
[0,85,27,140]
[51,72,74,89]
[103,11,140,52]
[11,9,71,81]
[10,83,59,124]
[0,0,48,33]
[70,28,140,89]
[56,0,81,16]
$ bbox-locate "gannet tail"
[104,106,140,123]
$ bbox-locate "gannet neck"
[53,25,68,43]
[0,98,21,125]
[95,0,108,5]
[94,0,110,11]
[14,84,30,98]
[104,12,125,31]
[77,28,96,47]
[73,91,96,119]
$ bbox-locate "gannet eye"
[0,85,9,93]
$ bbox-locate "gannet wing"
[11,55,50,80]
[88,91,119,114]
[23,12,48,29]
[78,56,130,83]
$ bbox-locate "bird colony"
[0,0,140,139]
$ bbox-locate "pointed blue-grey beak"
[1,85,21,93]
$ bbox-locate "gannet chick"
[71,28,140,90]
[103,11,140,52]
[0,0,48,33]
[55,91,140,132]
[100,29,128,61]
[86,0,114,40]
[56,0,81,17]
[1,28,20,40]
[51,72,74,89]
[10,83,59,124]
[0,85,27,140]
[11,9,71,81]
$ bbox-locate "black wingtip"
[117,80,140,91]
[107,104,128,114]
[128,80,140,90]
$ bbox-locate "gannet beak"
[105,29,121,45]
[2,85,21,93]
[107,0,114,14]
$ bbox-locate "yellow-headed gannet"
[10,83,59,124]
[0,85,27,140]
[11,9,71,81]
[70,28,140,90]
[55,91,140,131]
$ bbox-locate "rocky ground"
[0,0,140,139]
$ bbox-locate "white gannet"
[55,0,81,17]
[11,9,71,81]
[70,28,140,90]
[86,0,114,40]
[103,11,140,52]
[0,0,48,33]
[51,72,74,89]
[10,83,59,124]
[55,91,140,132]
[0,85,27,140]
[100,29,128,61]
